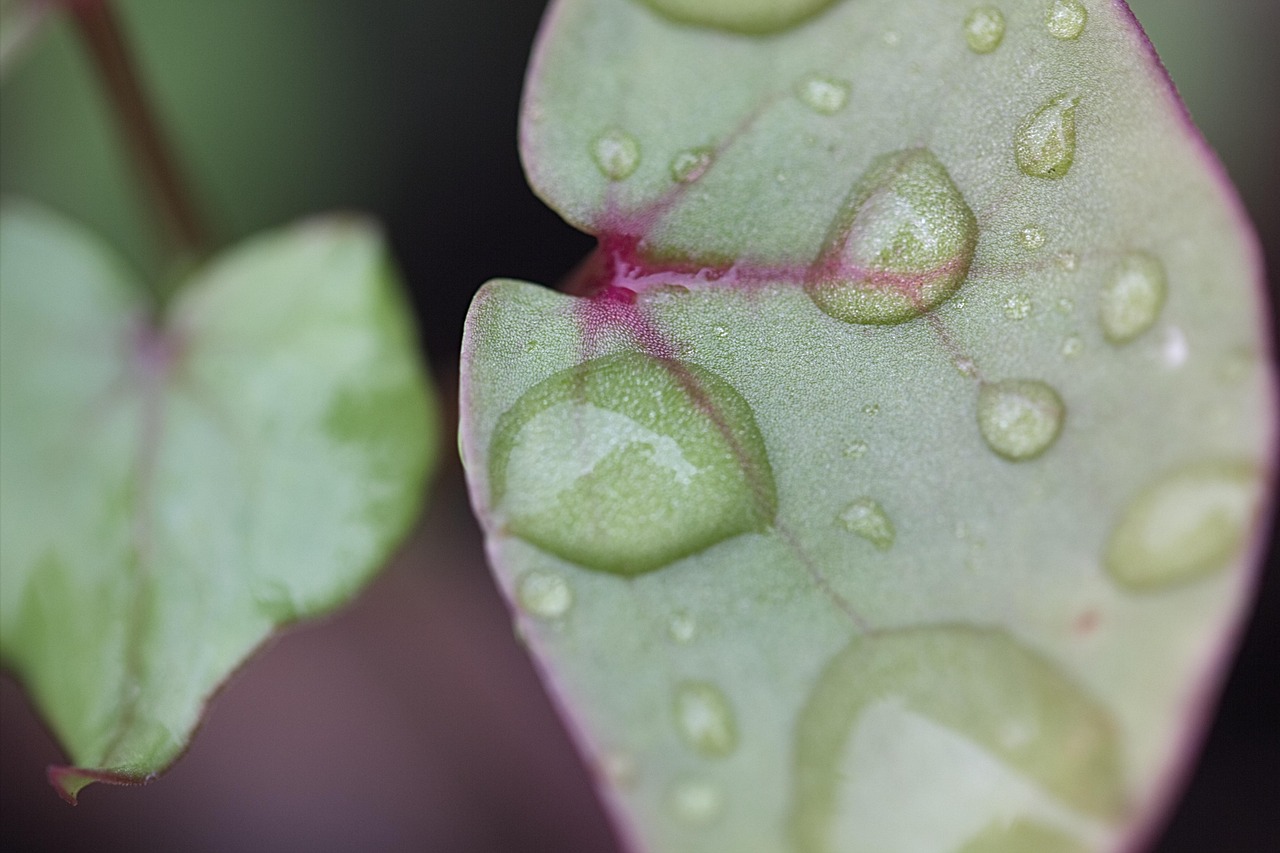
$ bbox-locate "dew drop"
[843,438,870,459]
[674,681,739,757]
[1015,93,1078,179]
[1003,293,1032,320]
[1060,334,1083,358]
[1056,250,1079,272]
[964,6,1006,54]
[862,403,880,416]
[977,379,1065,461]
[1105,461,1261,591]
[668,611,697,643]
[955,355,979,378]
[489,353,777,576]
[591,128,640,181]
[882,30,901,47]
[638,0,838,35]
[668,777,725,826]
[807,148,978,325]
[1020,224,1046,250]
[516,570,573,619]
[671,147,714,183]
[712,324,729,338]
[838,497,896,550]
[795,73,850,115]
[1045,0,1087,40]
[1098,251,1167,344]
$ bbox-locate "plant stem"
[68,0,207,258]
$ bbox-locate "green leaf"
[0,199,438,802]
[461,1,1275,851]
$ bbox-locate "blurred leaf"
[0,199,438,802]
[460,1,1275,851]
[0,0,51,78]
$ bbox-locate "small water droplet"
[670,147,714,183]
[1056,250,1079,271]
[977,379,1065,461]
[1015,93,1078,179]
[1003,293,1032,320]
[668,777,724,826]
[516,570,573,619]
[862,403,880,416]
[1099,251,1167,344]
[839,497,896,550]
[795,73,850,115]
[674,681,738,758]
[1061,334,1084,358]
[712,324,729,338]
[668,611,697,643]
[1106,461,1261,590]
[591,128,641,181]
[955,355,979,378]
[964,6,1006,54]
[1045,0,1087,40]
[1056,297,1074,315]
[843,438,870,459]
[1020,224,1046,250]
[807,148,978,325]
[882,30,901,47]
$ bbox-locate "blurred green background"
[1,1,1275,850]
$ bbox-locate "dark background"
[1,1,1276,850]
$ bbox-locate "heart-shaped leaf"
[460,1,1276,851]
[0,199,438,802]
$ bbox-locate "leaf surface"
[0,200,437,801]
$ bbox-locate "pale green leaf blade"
[462,1,1276,851]
[0,200,438,801]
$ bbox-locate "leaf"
[0,199,438,802]
[460,1,1276,851]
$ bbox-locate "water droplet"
[674,681,738,757]
[977,379,1065,461]
[882,30,901,47]
[807,148,978,325]
[955,355,979,377]
[670,147,714,183]
[1060,334,1083,358]
[1099,251,1167,344]
[1015,93,1078,179]
[712,324,729,338]
[839,497,896,550]
[1045,0,1087,40]
[668,611,697,643]
[1105,461,1260,591]
[964,6,1006,54]
[591,128,640,181]
[1056,250,1079,271]
[795,73,850,115]
[1020,224,1046,250]
[1056,297,1074,315]
[490,353,777,576]
[862,403,880,416]
[668,777,724,826]
[516,570,573,619]
[637,0,839,35]
[843,438,870,459]
[1003,293,1032,320]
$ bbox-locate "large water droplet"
[1098,251,1167,344]
[796,73,850,115]
[668,777,725,825]
[807,148,978,325]
[674,681,738,758]
[1045,0,1087,40]
[977,379,1065,461]
[671,147,714,183]
[1105,461,1261,591]
[964,6,1006,54]
[1015,94,1078,179]
[591,128,640,181]
[516,570,573,619]
[838,498,896,550]
[489,352,777,576]
[638,0,838,35]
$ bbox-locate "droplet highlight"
[489,353,777,576]
[671,147,714,183]
[964,6,1006,54]
[1045,0,1087,40]
[1015,94,1078,179]
[668,777,725,826]
[796,73,850,115]
[838,498,896,551]
[591,128,640,181]
[807,148,978,325]
[1105,461,1261,591]
[674,682,738,758]
[977,379,1065,461]
[1098,251,1167,344]
[516,570,573,619]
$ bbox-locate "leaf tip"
[47,764,153,805]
